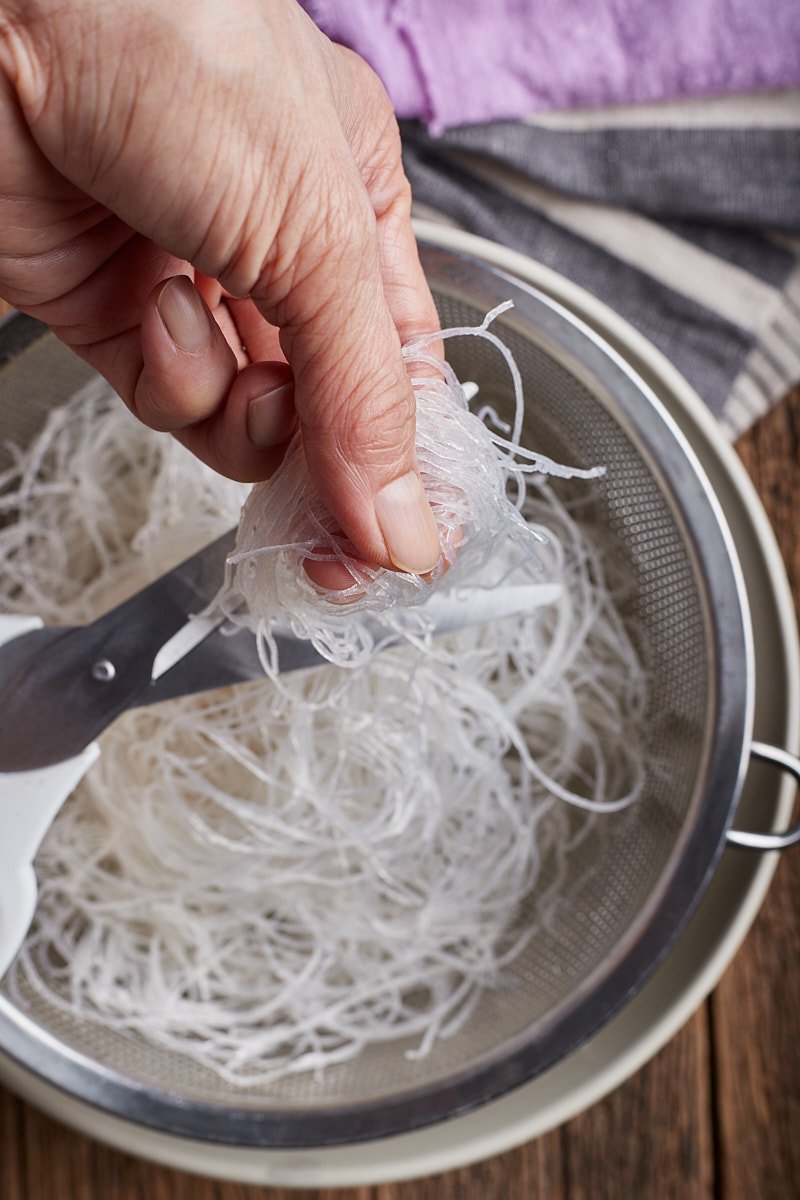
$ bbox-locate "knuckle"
[309,201,377,300]
[364,152,408,221]
[131,376,182,433]
[263,184,378,327]
[338,79,406,215]
[180,96,300,295]
[201,183,282,300]
[345,48,394,116]
[206,429,247,483]
[219,158,377,324]
[0,249,53,308]
[341,396,415,472]
[322,183,377,251]
[317,370,416,471]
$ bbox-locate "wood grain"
[0,1016,713,1200]
[559,1009,715,1200]
[0,1084,563,1200]
[0,390,798,1199]
[713,386,800,1200]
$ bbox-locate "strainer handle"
[726,742,800,851]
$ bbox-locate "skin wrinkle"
[255,157,376,318]
[42,10,109,152]
[182,25,310,291]
[0,217,134,306]
[215,198,288,303]
[379,206,426,301]
[27,27,187,261]
[329,44,392,146]
[190,162,265,298]
[307,345,409,437]
[20,233,177,341]
[88,70,207,252]
[81,19,265,270]
[335,393,416,471]
[181,416,285,484]
[332,53,423,288]
[289,237,377,337]
[0,7,52,119]
[228,130,312,305]
[86,61,152,198]
[164,40,280,283]
[83,323,144,404]
[353,124,408,214]
[374,169,412,224]
[0,202,113,252]
[200,102,303,297]
[289,261,414,459]
[290,298,403,431]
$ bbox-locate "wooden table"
[0,372,798,1200]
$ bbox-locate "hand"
[0,0,442,578]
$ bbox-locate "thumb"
[266,193,440,575]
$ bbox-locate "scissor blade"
[140,625,321,706]
[142,582,562,706]
[0,569,559,771]
[151,613,226,681]
[0,530,236,772]
[413,583,561,636]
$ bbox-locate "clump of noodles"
[220,304,604,667]
[0,322,647,1085]
[0,376,247,620]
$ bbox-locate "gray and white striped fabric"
[402,89,800,438]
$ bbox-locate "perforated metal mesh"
[0,280,713,1121]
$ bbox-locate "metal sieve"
[0,244,798,1149]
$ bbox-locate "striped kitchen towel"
[401,90,800,439]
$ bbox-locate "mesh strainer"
[0,244,798,1148]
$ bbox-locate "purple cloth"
[302,0,800,131]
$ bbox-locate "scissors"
[0,528,558,976]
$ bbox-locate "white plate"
[2,226,797,1188]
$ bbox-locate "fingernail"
[246,383,295,447]
[374,471,440,574]
[157,277,211,353]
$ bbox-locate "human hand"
[0,0,441,578]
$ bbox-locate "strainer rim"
[0,246,754,1146]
